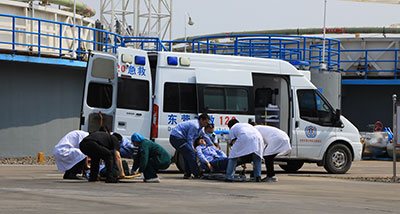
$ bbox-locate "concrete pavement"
[0,161,399,214]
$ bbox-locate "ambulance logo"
[305,126,317,138]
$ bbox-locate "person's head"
[198,113,210,128]
[205,123,214,134]
[112,133,123,143]
[227,119,239,129]
[98,126,110,133]
[248,118,257,126]
[131,133,145,147]
[193,136,206,148]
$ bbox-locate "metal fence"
[0,13,122,59]
[3,13,400,78]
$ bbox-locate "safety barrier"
[189,35,341,71]
[340,49,400,79]
[0,13,122,59]
[0,13,341,71]
[1,13,400,79]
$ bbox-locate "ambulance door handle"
[295,121,299,128]
[118,121,126,126]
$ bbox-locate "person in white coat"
[226,119,264,182]
[254,125,292,182]
[53,130,89,179]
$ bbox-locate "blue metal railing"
[3,13,400,80]
[340,49,400,79]
[0,13,340,71]
[189,34,341,71]
[0,13,122,59]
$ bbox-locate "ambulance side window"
[117,78,149,111]
[87,82,113,108]
[297,89,334,126]
[164,82,197,113]
[199,85,252,115]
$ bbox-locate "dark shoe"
[183,174,192,179]
[88,178,99,182]
[255,176,262,182]
[105,177,118,183]
[63,174,80,180]
[193,175,204,179]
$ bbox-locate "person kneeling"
[79,131,125,183]
[131,133,171,183]
[194,136,228,172]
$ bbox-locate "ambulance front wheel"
[279,161,304,173]
[324,144,352,174]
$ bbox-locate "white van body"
[82,49,362,174]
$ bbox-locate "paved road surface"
[0,161,399,214]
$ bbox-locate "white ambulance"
[81,48,362,174]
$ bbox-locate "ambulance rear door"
[81,51,118,132]
[114,48,152,138]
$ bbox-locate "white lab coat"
[53,130,89,172]
[229,123,264,159]
[255,125,292,156]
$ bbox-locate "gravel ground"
[290,174,400,183]
[333,176,400,183]
[0,156,56,165]
[1,158,399,183]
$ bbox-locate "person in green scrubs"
[131,133,171,183]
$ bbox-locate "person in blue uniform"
[194,136,228,172]
[169,113,210,179]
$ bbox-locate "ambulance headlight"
[135,56,146,65]
[167,56,178,65]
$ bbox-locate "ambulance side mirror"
[334,109,344,128]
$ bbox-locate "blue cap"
[131,133,145,143]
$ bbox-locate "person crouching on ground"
[79,131,125,183]
[131,133,171,183]
[253,124,292,182]
[169,113,211,179]
[226,119,264,182]
[53,130,89,179]
[194,136,228,172]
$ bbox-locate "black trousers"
[264,153,278,177]
[80,140,114,180]
[63,158,86,179]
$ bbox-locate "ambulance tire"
[175,152,185,173]
[279,161,304,173]
[324,144,352,174]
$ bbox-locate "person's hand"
[207,162,214,172]
[118,172,126,179]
